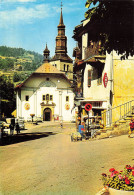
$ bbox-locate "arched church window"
[67,65,69,71]
[66,96,69,102]
[46,94,49,101]
[64,64,66,71]
[42,95,46,101]
[50,95,53,101]
[25,95,29,101]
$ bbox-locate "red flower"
[126,167,132,170]
[125,178,130,185]
[126,165,131,169]
[132,171,134,176]
[109,168,115,172]
[114,171,119,174]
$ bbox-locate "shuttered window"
[42,95,46,101]
[88,70,91,87]
[50,95,53,101]
[66,96,69,102]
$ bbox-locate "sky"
[0,0,88,59]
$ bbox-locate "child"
[128,118,134,138]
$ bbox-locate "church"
[15,7,74,122]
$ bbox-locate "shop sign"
[103,73,108,88]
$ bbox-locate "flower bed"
[102,165,134,191]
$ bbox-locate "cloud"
[0,0,36,2]
[0,4,52,28]
[0,2,82,28]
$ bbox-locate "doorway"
[43,108,52,121]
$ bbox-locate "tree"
[0,77,16,117]
[85,0,134,58]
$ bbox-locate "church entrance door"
[43,108,52,121]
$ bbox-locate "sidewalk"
[25,121,60,130]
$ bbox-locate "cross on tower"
[61,1,63,10]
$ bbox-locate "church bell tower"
[50,2,73,81]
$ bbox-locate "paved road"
[0,122,134,195]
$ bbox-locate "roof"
[15,62,71,89]
[35,62,62,74]
[51,54,73,63]
[58,8,65,27]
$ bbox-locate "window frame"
[46,94,49,101]
[66,96,69,102]
[88,70,92,87]
[50,95,53,101]
[25,95,29,101]
[42,95,46,101]
[64,64,66,71]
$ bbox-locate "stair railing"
[102,100,134,127]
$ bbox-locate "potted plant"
[102,165,134,194]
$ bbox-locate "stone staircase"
[95,113,134,139]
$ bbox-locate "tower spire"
[59,1,64,26]
[43,43,50,63]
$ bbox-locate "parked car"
[0,121,4,129]
[0,121,10,129]
[3,122,10,129]
[27,117,32,122]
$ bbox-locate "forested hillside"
[0,46,43,71]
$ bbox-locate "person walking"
[128,118,134,138]
[15,123,20,134]
[60,120,63,128]
[9,123,14,135]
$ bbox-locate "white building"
[73,18,134,126]
[15,62,75,122]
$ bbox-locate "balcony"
[84,42,103,60]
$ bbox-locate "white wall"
[83,52,113,110]
[17,74,75,121]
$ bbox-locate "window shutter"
[88,70,91,87]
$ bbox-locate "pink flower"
[118,174,123,180]
[110,172,115,178]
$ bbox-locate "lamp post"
[30,114,35,123]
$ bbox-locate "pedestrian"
[0,122,4,144]
[15,123,20,134]
[60,120,63,128]
[128,118,134,138]
[9,123,14,135]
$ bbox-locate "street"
[0,122,134,195]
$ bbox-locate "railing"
[84,42,101,59]
[84,42,104,59]
[102,100,134,127]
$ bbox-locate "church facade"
[15,63,75,121]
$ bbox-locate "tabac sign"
[103,73,108,88]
